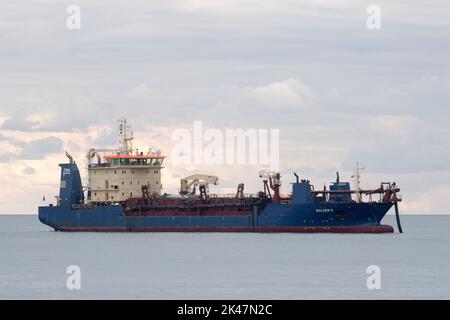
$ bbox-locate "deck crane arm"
[179,174,219,196]
[259,170,281,204]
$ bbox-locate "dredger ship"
[38,118,403,233]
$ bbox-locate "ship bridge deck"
[89,154,165,168]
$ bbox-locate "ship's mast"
[352,162,365,203]
[118,117,134,155]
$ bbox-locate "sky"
[0,0,449,214]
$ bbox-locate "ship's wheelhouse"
[104,155,164,167]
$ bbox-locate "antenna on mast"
[118,117,134,154]
[351,162,365,203]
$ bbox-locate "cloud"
[127,83,154,99]
[1,113,54,131]
[19,136,63,160]
[326,87,340,96]
[0,138,22,157]
[22,166,35,175]
[0,114,10,127]
[401,185,450,214]
[341,114,449,174]
[247,78,315,110]
[1,118,35,131]
[370,115,417,133]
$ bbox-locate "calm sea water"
[0,214,449,299]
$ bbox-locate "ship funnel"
[58,157,84,207]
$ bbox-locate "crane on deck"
[259,170,281,204]
[179,174,219,198]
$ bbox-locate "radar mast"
[351,162,365,203]
[118,117,134,155]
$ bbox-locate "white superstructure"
[86,118,165,203]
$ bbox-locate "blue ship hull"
[38,202,394,233]
[37,161,396,233]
